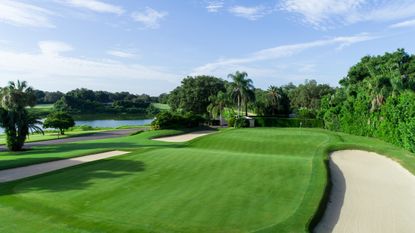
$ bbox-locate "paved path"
[0,128,143,151]
[152,130,216,142]
[315,150,415,233]
[0,150,129,183]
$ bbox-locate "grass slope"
[0,128,414,233]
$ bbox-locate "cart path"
[152,130,216,142]
[0,128,144,151]
[315,150,415,233]
[0,150,129,183]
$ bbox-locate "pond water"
[74,119,154,128]
[0,118,154,134]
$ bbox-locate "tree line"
[320,49,415,152]
[161,73,333,119]
[34,88,162,115]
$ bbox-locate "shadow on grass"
[313,160,346,233]
[0,158,146,196]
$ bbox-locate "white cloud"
[107,50,136,58]
[206,1,224,13]
[228,5,270,20]
[0,42,180,94]
[38,41,73,57]
[131,7,167,29]
[63,0,124,15]
[280,0,415,29]
[192,33,375,75]
[0,0,54,27]
[390,19,415,28]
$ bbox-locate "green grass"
[152,102,170,110]
[0,128,414,233]
[33,104,54,109]
[28,104,54,117]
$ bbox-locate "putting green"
[0,128,414,233]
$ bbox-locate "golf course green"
[1,128,414,233]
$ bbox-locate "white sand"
[0,150,129,183]
[315,150,415,233]
[152,130,216,142]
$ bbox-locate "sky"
[0,0,415,95]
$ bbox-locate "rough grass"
[0,128,414,233]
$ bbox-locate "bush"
[151,112,205,129]
[234,117,249,128]
[146,104,161,116]
[254,117,323,128]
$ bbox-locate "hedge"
[253,117,323,128]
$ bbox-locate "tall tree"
[288,80,334,115]
[207,91,228,126]
[0,81,41,151]
[267,85,281,116]
[167,76,226,115]
[228,71,254,116]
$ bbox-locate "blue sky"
[0,0,415,95]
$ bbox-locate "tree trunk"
[245,100,248,116]
[237,95,241,116]
[219,112,223,127]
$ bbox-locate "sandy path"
[152,130,216,142]
[315,150,415,233]
[0,150,129,183]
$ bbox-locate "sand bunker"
[315,150,415,233]
[0,150,129,183]
[152,130,216,142]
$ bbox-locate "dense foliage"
[33,90,64,104]
[43,112,75,135]
[288,80,334,118]
[168,76,226,115]
[320,49,415,152]
[54,88,158,115]
[253,86,291,116]
[151,111,205,129]
[254,117,323,128]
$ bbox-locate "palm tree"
[267,85,281,115]
[243,88,255,116]
[228,71,254,116]
[0,80,40,151]
[207,91,228,126]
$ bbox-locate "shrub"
[227,116,235,127]
[254,117,323,128]
[151,112,205,129]
[234,117,249,128]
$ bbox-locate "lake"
[0,118,154,134]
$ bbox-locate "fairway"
[1,128,414,233]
